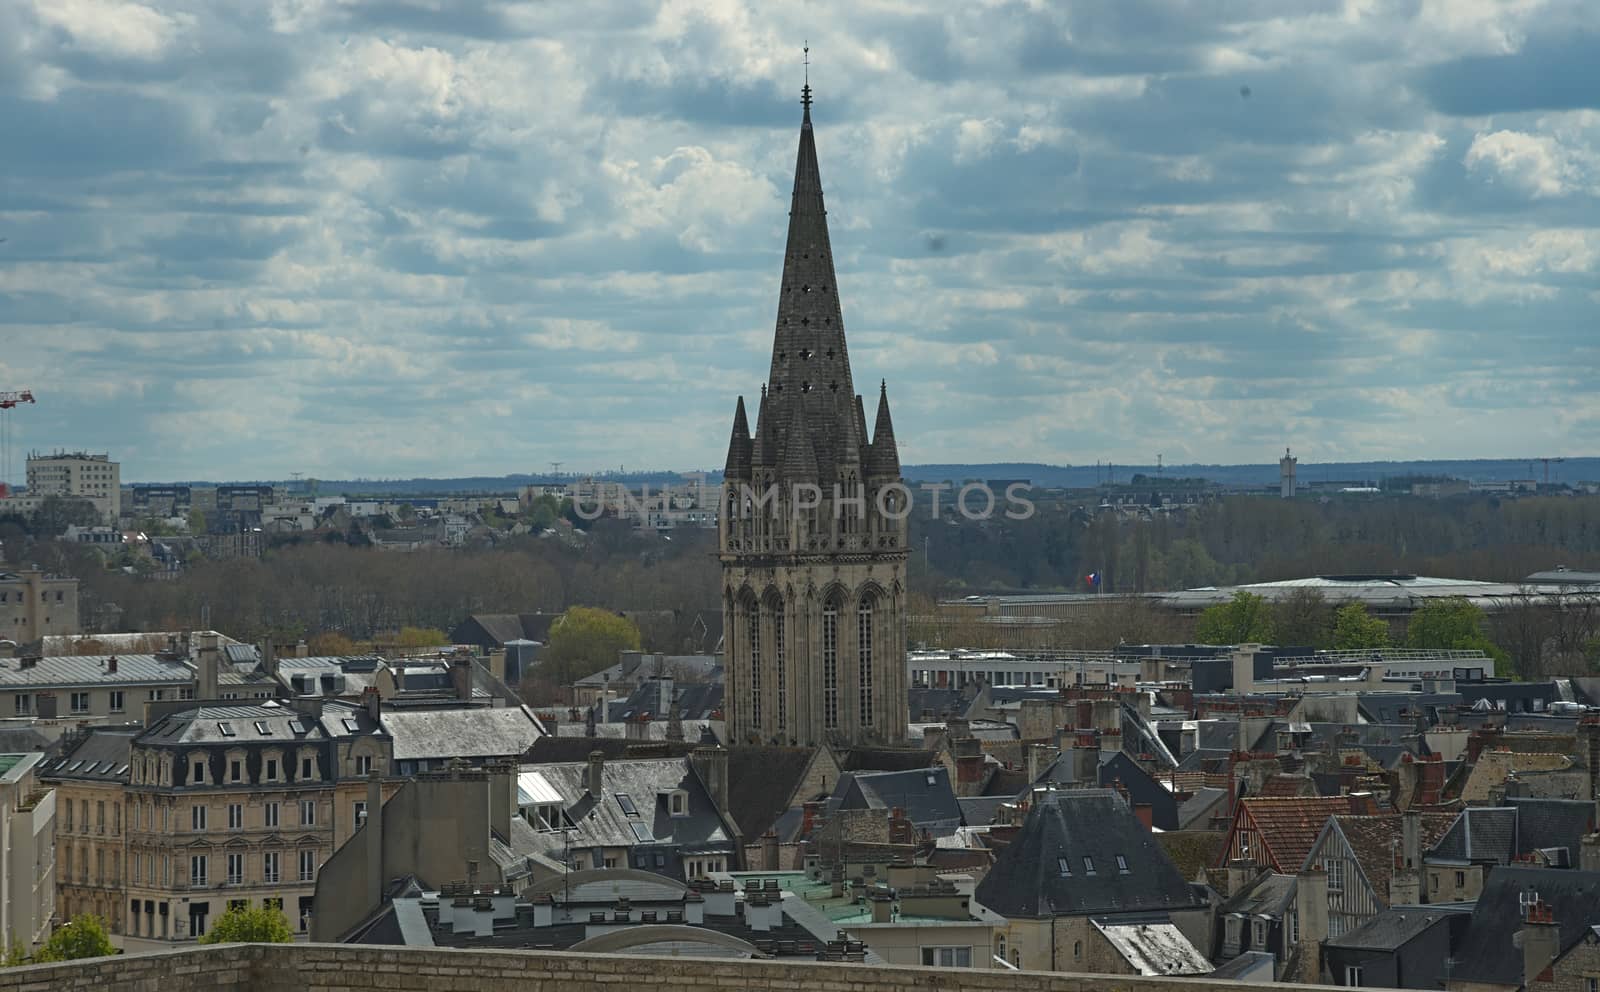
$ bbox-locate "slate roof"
[533,757,735,856]
[907,688,964,720]
[37,728,139,782]
[834,767,961,833]
[1452,866,1600,989]
[1431,807,1520,863]
[974,789,1206,919]
[1219,872,1296,918]
[724,746,819,840]
[382,707,543,761]
[1430,799,1596,865]
[0,653,194,688]
[1327,813,1456,901]
[958,795,1010,827]
[524,737,700,763]
[1093,920,1213,976]
[1234,797,1357,872]
[1176,787,1228,831]
[140,701,341,745]
[1325,904,1469,951]
[837,747,938,772]
[1508,797,1596,853]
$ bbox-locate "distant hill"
[147,457,1600,496]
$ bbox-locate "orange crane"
[0,390,35,495]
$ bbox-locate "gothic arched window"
[822,597,841,730]
[858,594,875,728]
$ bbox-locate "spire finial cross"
[802,42,812,109]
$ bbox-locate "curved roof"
[566,924,758,958]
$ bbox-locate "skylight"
[254,721,271,735]
[217,722,236,737]
[287,719,305,734]
[1116,854,1130,874]
[630,822,654,843]
[615,793,639,816]
[342,718,360,733]
[1056,857,1071,877]
[1082,856,1096,876]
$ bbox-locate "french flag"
[1086,572,1100,587]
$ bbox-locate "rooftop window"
[254,721,271,736]
[1057,857,1071,877]
[615,793,639,817]
[630,822,654,843]
[217,722,236,737]
[1116,855,1130,874]
[1082,856,1096,876]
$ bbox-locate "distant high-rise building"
[1280,448,1298,499]
[718,84,908,747]
[26,451,120,522]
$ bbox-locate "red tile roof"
[1240,797,1356,872]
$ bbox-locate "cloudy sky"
[2,0,1597,482]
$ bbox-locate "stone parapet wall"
[0,941,1372,992]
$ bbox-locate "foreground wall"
[0,941,1372,992]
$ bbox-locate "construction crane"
[0,390,36,494]
[1537,457,1566,485]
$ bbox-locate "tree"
[1406,597,1508,670]
[545,606,642,685]
[1271,588,1332,648]
[1195,591,1275,645]
[307,631,361,656]
[1332,602,1390,650]
[34,914,115,962]
[392,626,449,648]
[187,508,208,534]
[198,904,294,945]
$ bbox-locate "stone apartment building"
[40,729,135,942]
[0,569,80,643]
[0,752,56,952]
[112,696,392,949]
[0,649,194,723]
[25,451,120,522]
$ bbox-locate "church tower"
[719,82,909,747]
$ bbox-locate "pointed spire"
[779,397,819,483]
[866,380,900,478]
[754,389,778,469]
[723,396,751,479]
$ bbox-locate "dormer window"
[667,790,689,817]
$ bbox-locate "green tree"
[392,626,449,648]
[187,508,208,534]
[1332,601,1390,650]
[198,904,294,945]
[34,914,115,963]
[545,606,642,685]
[1195,591,1275,645]
[1271,588,1332,648]
[1406,597,1508,670]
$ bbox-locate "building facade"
[120,699,391,949]
[0,752,56,951]
[40,729,135,943]
[0,569,80,643]
[25,451,120,522]
[718,86,908,748]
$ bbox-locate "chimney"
[801,800,824,838]
[1231,645,1258,694]
[295,638,309,658]
[449,654,474,701]
[361,686,381,723]
[1294,866,1329,984]
[888,807,914,846]
[107,655,118,674]
[488,760,513,840]
[760,830,780,871]
[1418,754,1445,806]
[1401,809,1422,874]
[260,640,278,678]
[1582,833,1600,872]
[1025,743,1054,783]
[869,889,894,924]
[1227,859,1258,897]
[1133,803,1153,831]
[1521,898,1562,988]
[197,631,220,700]
[691,746,730,822]
[587,750,605,798]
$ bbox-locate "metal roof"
[0,654,194,688]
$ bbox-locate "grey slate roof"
[1325,904,1470,951]
[531,758,734,856]
[38,728,139,782]
[1429,801,1593,865]
[141,701,336,745]
[1451,867,1600,988]
[833,767,961,834]
[1508,797,1596,854]
[0,653,194,688]
[1219,872,1296,918]
[724,746,819,841]
[974,789,1206,919]
[382,707,543,761]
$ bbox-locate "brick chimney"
[360,685,381,723]
[1294,866,1329,983]
[1417,754,1445,806]
[449,654,474,701]
[1521,898,1562,987]
[196,631,220,700]
[760,830,780,871]
[587,750,605,798]
[888,806,914,846]
[801,800,825,838]
[107,655,118,674]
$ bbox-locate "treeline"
[913,494,1600,594]
[57,521,721,649]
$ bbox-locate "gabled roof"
[1230,797,1357,872]
[1430,799,1596,865]
[1325,904,1470,951]
[381,707,543,761]
[533,757,734,856]
[1452,866,1600,988]
[1219,872,1296,918]
[1092,920,1212,976]
[1431,807,1520,863]
[837,746,937,772]
[724,746,819,840]
[974,789,1205,919]
[834,766,961,831]
[1323,813,1456,902]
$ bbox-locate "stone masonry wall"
[0,942,1369,992]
